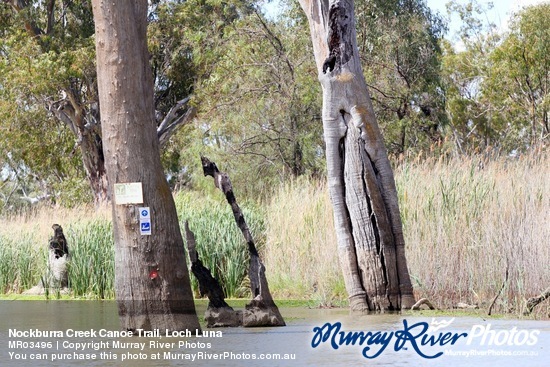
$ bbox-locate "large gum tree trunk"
[92,0,200,332]
[299,0,415,311]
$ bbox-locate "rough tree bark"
[92,0,200,333]
[298,0,415,311]
[184,221,242,328]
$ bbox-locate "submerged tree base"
[182,157,285,328]
[186,223,285,327]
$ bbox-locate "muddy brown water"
[1,301,548,366]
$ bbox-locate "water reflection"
[1,301,548,366]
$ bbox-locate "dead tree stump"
[193,156,284,327]
[185,221,242,327]
[24,224,69,295]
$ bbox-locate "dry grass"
[263,152,549,315]
[0,204,111,246]
[399,152,549,315]
[262,178,346,306]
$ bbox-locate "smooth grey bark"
[92,0,200,333]
[299,0,415,311]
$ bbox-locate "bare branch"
[157,104,196,147]
[157,97,190,133]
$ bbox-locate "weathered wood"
[24,224,69,295]
[298,0,415,311]
[411,298,437,310]
[184,221,242,327]
[524,287,550,315]
[185,221,229,308]
[201,156,285,327]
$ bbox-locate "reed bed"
[0,195,265,299]
[398,153,549,314]
[65,219,115,299]
[261,153,549,314]
[262,178,347,306]
[0,153,547,316]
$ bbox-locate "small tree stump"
[24,224,69,295]
[185,221,241,327]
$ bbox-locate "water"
[1,301,548,366]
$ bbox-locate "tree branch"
[200,156,285,326]
[157,105,196,147]
[46,0,55,35]
[157,97,196,147]
[524,287,550,315]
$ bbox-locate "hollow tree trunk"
[299,0,415,311]
[92,0,200,333]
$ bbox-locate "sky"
[426,0,549,36]
[264,0,550,34]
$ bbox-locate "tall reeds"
[398,153,549,313]
[65,219,115,299]
[261,153,548,313]
[0,153,547,316]
[0,232,44,293]
[262,178,346,306]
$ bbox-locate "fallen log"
[411,298,437,310]
[523,287,550,315]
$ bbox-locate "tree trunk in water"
[184,222,242,328]
[299,0,415,311]
[201,157,285,326]
[92,0,200,333]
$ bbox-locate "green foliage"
[485,4,550,146]
[442,1,549,153]
[356,0,448,155]
[0,232,45,293]
[0,0,547,212]
[185,7,324,197]
[65,220,115,299]
[0,0,97,209]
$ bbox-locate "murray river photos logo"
[310,318,540,359]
